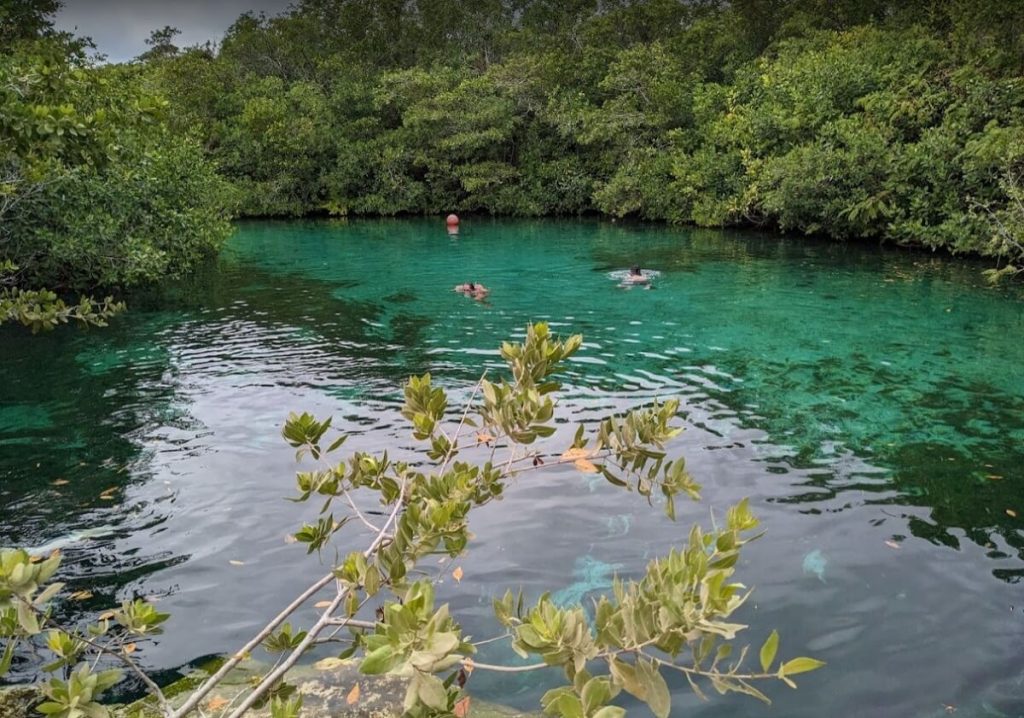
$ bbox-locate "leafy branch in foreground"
[0,323,822,717]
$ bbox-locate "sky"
[55,0,292,62]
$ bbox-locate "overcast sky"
[55,0,293,62]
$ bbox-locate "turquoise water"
[2,218,1024,716]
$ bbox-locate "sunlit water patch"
[2,218,1023,716]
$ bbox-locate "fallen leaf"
[206,696,230,712]
[454,696,471,718]
[69,590,93,601]
[315,657,347,671]
[574,458,598,473]
[463,657,474,674]
[884,541,900,549]
[123,643,137,654]
[346,683,360,705]
[561,447,593,461]
[229,560,245,566]
[452,566,464,583]
[97,611,116,621]
[1007,509,1018,518]
[52,479,69,486]
[476,432,494,445]
[987,475,1004,480]
[314,600,332,609]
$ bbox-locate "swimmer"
[623,265,649,284]
[454,282,490,299]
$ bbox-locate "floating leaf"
[52,480,69,486]
[574,459,598,473]
[346,683,360,705]
[1007,509,1018,518]
[452,566,464,583]
[561,447,593,461]
[123,643,137,654]
[314,600,332,609]
[229,560,245,566]
[69,590,93,601]
[206,696,230,712]
[476,432,494,445]
[884,540,900,549]
[987,475,1004,480]
[454,696,471,717]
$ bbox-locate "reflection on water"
[2,218,1023,716]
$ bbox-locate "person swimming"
[454,282,490,299]
[623,265,649,284]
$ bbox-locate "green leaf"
[415,672,448,710]
[360,645,396,674]
[591,708,626,718]
[760,629,779,672]
[780,657,825,676]
[636,659,670,718]
[0,639,15,677]
[16,601,39,635]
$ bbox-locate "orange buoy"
[446,214,460,227]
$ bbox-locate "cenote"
[2,218,1024,717]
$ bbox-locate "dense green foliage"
[0,2,234,330]
[143,0,1024,267]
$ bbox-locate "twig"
[21,598,172,717]
[170,571,335,718]
[222,476,409,718]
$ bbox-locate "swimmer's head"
[468,282,476,290]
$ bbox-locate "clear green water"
[2,218,1024,716]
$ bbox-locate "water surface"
[2,218,1023,717]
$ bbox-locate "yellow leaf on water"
[884,541,900,549]
[346,683,360,705]
[69,591,93,601]
[315,657,347,671]
[124,643,137,654]
[206,696,230,712]
[1007,509,1018,518]
[561,447,593,461]
[476,432,494,445]
[229,560,245,566]
[52,479,69,486]
[987,475,1004,480]
[452,566,464,583]
[97,611,115,621]
[574,459,598,473]
[314,600,332,609]
[454,696,471,717]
